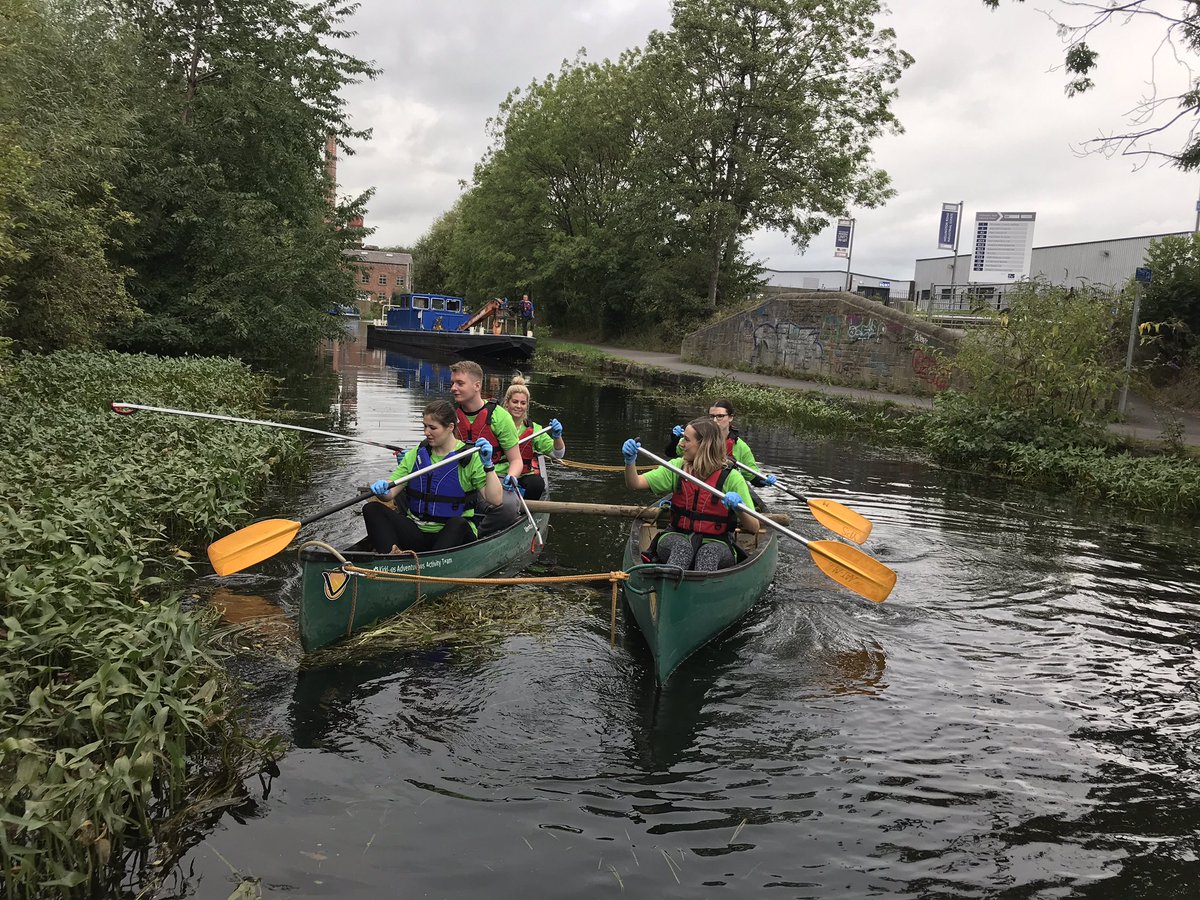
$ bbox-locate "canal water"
[177,327,1200,898]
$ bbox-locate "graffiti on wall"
[911,347,950,391]
[747,320,824,370]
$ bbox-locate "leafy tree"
[982,1,1200,168]
[1141,233,1200,359]
[925,281,1128,462]
[411,203,462,295]
[110,0,378,361]
[448,54,653,336]
[637,0,911,306]
[0,0,141,352]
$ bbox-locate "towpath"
[583,344,1200,449]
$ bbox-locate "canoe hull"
[299,510,549,653]
[621,521,779,684]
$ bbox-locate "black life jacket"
[669,466,737,537]
[406,441,476,523]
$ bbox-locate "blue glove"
[721,490,742,510]
[621,438,641,464]
[671,424,684,438]
[474,437,494,467]
[549,418,563,438]
[765,474,777,486]
[503,474,524,495]
[371,479,391,498]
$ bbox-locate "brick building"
[344,248,414,313]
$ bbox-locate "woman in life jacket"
[664,399,773,485]
[501,374,565,501]
[363,399,502,554]
[623,417,759,571]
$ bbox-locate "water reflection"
[170,333,1200,899]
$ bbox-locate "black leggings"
[362,502,475,553]
[518,473,546,501]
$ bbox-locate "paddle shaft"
[111,401,405,452]
[302,426,551,527]
[636,447,811,545]
[729,458,808,504]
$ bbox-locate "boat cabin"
[384,294,471,333]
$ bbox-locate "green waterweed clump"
[1,351,304,895]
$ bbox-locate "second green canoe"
[621,518,779,684]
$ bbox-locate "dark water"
[176,326,1200,899]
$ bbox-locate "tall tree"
[982,1,1200,169]
[411,203,462,296]
[637,0,911,307]
[0,0,141,352]
[111,0,377,360]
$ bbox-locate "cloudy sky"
[331,0,1199,282]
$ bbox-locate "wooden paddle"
[636,447,896,603]
[207,427,551,576]
[524,499,790,525]
[728,458,872,544]
[112,401,405,452]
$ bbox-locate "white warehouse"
[914,231,1190,310]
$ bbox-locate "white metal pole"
[1118,282,1143,417]
[844,219,855,292]
[948,201,963,309]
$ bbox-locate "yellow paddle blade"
[207,518,302,577]
[807,498,872,544]
[807,539,896,603]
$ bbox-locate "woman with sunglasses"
[664,399,776,491]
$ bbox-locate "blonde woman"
[622,417,758,571]
[501,374,564,501]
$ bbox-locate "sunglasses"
[710,413,730,420]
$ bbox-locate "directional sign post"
[834,218,855,290]
[938,202,964,308]
[970,211,1036,284]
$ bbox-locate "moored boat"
[298,471,550,652]
[620,515,779,684]
[367,293,535,363]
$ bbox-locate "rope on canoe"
[299,540,630,645]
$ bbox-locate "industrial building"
[914,231,1189,311]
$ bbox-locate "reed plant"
[1,351,305,896]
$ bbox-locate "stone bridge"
[680,291,962,396]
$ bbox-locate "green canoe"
[298,495,550,653]
[621,518,779,684]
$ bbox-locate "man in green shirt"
[450,360,523,534]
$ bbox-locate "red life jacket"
[456,399,499,449]
[669,466,737,537]
[724,427,742,459]
[516,423,540,475]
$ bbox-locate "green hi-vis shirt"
[388,442,488,534]
[459,403,520,477]
[642,465,756,515]
[525,422,556,456]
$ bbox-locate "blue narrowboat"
[366,293,535,363]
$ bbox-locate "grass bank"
[536,346,1200,516]
[1,351,305,896]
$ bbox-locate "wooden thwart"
[524,499,789,525]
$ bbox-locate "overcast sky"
[331,0,1199,282]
